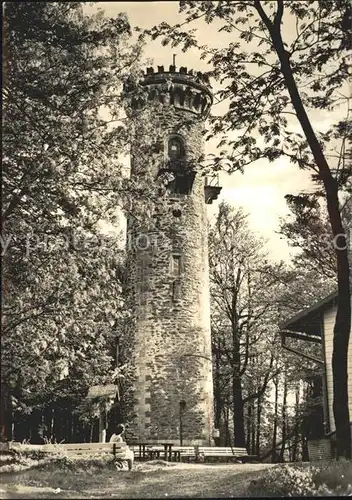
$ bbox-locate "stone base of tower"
[126,349,214,446]
[129,411,215,444]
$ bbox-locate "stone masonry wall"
[125,87,214,445]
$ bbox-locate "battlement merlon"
[144,65,212,95]
[124,65,213,117]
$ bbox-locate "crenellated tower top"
[125,65,213,117]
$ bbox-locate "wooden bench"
[172,446,196,462]
[149,446,167,460]
[130,443,174,461]
[130,445,165,460]
[197,446,249,462]
[9,442,134,470]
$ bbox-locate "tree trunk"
[302,437,309,461]
[30,408,44,444]
[72,414,77,442]
[279,374,288,462]
[67,410,72,443]
[52,406,57,442]
[256,1,351,460]
[43,406,53,442]
[301,383,310,461]
[251,401,256,455]
[213,345,222,445]
[288,439,292,462]
[272,374,279,463]
[54,408,63,443]
[0,379,12,442]
[51,408,55,442]
[232,320,246,447]
[292,384,300,462]
[256,396,262,456]
[246,403,252,452]
[1,269,12,443]
[90,421,94,443]
[233,374,246,447]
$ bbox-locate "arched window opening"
[173,89,184,107]
[174,92,181,106]
[163,135,194,194]
[168,137,184,160]
[193,93,201,111]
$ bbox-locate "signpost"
[86,384,119,400]
[86,385,119,443]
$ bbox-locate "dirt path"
[1,462,274,499]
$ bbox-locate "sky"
[85,1,339,262]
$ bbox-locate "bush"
[0,447,65,474]
[312,459,352,496]
[0,446,111,474]
[36,455,115,474]
[248,461,352,497]
[248,464,317,497]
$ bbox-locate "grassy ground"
[2,456,350,498]
[0,461,275,499]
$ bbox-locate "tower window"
[168,137,184,160]
[171,254,182,277]
[172,279,181,302]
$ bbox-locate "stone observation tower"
[123,65,222,445]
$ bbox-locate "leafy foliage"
[280,194,337,279]
[280,193,352,281]
[1,2,146,436]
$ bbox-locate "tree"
[1,2,149,442]
[280,193,351,281]
[209,202,283,447]
[144,0,351,458]
[209,201,329,454]
[3,235,129,442]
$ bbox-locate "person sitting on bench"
[110,423,126,444]
[110,424,134,470]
